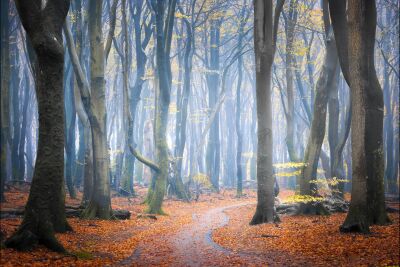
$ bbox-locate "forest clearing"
[0,0,399,266]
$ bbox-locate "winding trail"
[169,202,253,266]
[120,202,274,266]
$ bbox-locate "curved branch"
[129,145,160,172]
[105,0,119,62]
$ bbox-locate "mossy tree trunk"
[5,0,71,252]
[145,0,177,214]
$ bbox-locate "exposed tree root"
[340,220,370,233]
[250,209,280,225]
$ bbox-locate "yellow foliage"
[169,103,179,114]
[175,12,190,19]
[193,173,212,188]
[309,177,349,186]
[273,162,308,169]
[283,194,324,204]
[275,170,301,177]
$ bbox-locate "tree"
[298,2,340,214]
[250,0,284,225]
[121,0,135,195]
[283,0,300,167]
[235,1,249,197]
[81,0,113,219]
[0,0,11,202]
[329,0,389,232]
[205,17,222,192]
[141,0,177,214]
[5,0,71,252]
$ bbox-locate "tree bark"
[250,0,284,225]
[1,0,11,202]
[329,0,389,232]
[5,0,71,252]
[145,0,177,214]
[299,28,339,215]
[82,0,112,219]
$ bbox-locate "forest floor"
[0,186,399,267]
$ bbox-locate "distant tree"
[0,0,11,202]
[250,0,284,225]
[5,0,71,252]
[283,0,300,167]
[235,1,249,197]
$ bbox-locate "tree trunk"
[0,0,10,202]
[236,6,246,196]
[11,44,21,182]
[298,29,339,215]
[250,0,284,225]
[5,0,71,252]
[284,0,300,166]
[145,0,177,214]
[121,0,135,195]
[174,14,193,199]
[329,0,389,232]
[206,20,221,192]
[82,0,112,219]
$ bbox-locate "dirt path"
[120,202,275,266]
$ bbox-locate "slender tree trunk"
[145,0,177,214]
[206,20,221,191]
[17,70,31,182]
[65,71,77,199]
[236,6,246,196]
[11,45,21,182]
[0,0,11,202]
[299,29,339,215]
[284,0,300,166]
[121,0,135,195]
[174,16,193,199]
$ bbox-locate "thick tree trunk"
[250,0,284,225]
[5,0,71,251]
[329,0,389,232]
[82,0,112,219]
